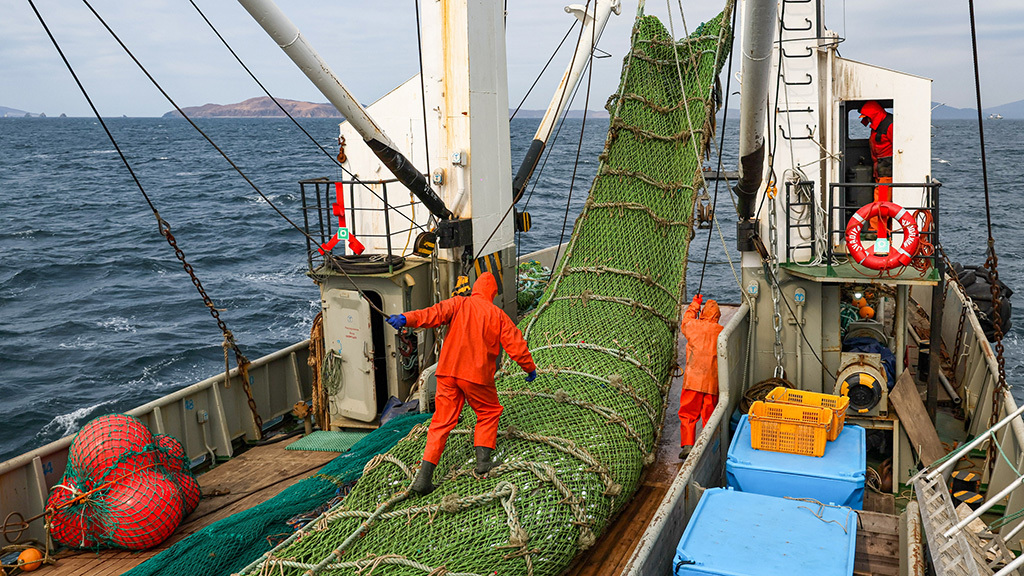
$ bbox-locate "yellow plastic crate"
[748,400,832,457]
[765,387,850,441]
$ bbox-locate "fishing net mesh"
[123,413,432,576]
[231,12,731,576]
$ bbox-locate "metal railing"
[299,177,423,272]
[783,179,816,263]
[825,180,942,272]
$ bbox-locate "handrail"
[0,339,310,476]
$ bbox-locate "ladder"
[912,401,1024,575]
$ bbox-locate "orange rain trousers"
[423,376,503,465]
[678,296,723,447]
[404,272,535,464]
[678,389,718,447]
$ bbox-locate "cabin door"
[322,288,377,422]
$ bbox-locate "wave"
[37,401,110,439]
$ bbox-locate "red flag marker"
[348,234,365,255]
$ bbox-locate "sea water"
[0,116,1020,462]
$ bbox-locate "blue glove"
[525,370,538,383]
[386,314,407,329]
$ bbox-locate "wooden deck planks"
[45,437,337,576]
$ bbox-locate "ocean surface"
[0,116,1021,462]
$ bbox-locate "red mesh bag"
[48,414,200,550]
[174,471,201,514]
[101,469,184,550]
[69,414,153,478]
[153,434,187,473]
[46,481,100,548]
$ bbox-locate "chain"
[429,235,444,360]
[767,185,785,378]
[986,240,1008,474]
[950,308,967,384]
[159,217,263,437]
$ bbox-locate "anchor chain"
[158,216,263,436]
[767,184,786,377]
[985,240,1008,474]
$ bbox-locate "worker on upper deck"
[386,272,537,494]
[677,295,723,459]
[859,100,894,233]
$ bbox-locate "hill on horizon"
[163,97,344,119]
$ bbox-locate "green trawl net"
[123,413,431,576]
[239,12,732,576]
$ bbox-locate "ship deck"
[40,303,912,576]
[42,305,732,576]
[44,439,338,576]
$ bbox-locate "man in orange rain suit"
[677,295,723,459]
[386,272,536,494]
[859,100,894,234]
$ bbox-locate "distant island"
[6,96,1024,119]
[161,97,612,120]
[162,97,344,119]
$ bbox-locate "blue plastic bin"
[727,414,866,509]
[673,488,858,576]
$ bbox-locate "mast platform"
[780,262,940,286]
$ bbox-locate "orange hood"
[472,272,498,302]
[700,299,721,322]
[859,100,887,130]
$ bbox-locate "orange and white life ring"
[845,201,920,270]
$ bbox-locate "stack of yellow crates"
[748,388,851,457]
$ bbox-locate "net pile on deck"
[47,414,200,550]
[241,12,731,576]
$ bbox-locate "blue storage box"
[673,488,858,576]
[727,414,865,509]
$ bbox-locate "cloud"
[1,0,1020,116]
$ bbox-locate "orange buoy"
[18,547,43,571]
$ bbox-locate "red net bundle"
[47,414,201,550]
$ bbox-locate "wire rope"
[696,0,738,297]
[510,20,580,121]
[549,0,597,272]
[186,0,425,232]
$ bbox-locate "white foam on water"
[57,335,98,350]
[39,402,108,438]
[97,316,137,333]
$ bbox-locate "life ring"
[845,201,920,270]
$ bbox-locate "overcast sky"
[0,0,1020,117]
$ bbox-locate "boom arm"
[511,0,620,204]
[238,0,452,221]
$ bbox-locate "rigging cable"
[510,20,580,121]
[549,0,598,273]
[24,0,271,434]
[968,0,1009,473]
[81,0,392,318]
[413,0,432,179]
[186,0,425,233]
[696,0,739,297]
[516,65,589,266]
[474,0,594,264]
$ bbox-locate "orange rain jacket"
[403,272,536,385]
[859,100,893,164]
[680,297,723,395]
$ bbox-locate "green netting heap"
[123,413,431,576]
[240,12,731,576]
